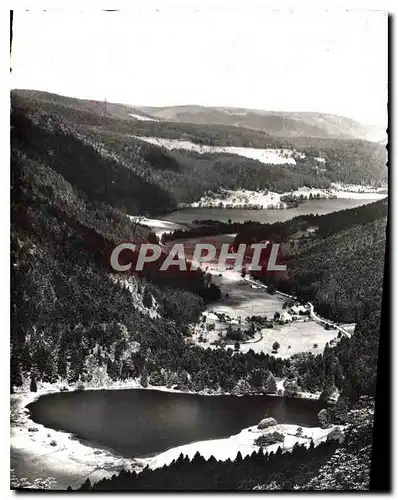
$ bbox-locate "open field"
[133,136,298,165]
[192,272,342,358]
[208,276,285,318]
[238,321,337,357]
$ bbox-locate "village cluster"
[195,298,339,353]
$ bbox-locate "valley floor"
[160,231,354,357]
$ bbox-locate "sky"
[10,8,388,128]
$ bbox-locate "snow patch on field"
[132,136,297,165]
[330,183,388,200]
[128,215,186,240]
[128,113,158,122]
[142,423,342,470]
[331,190,387,200]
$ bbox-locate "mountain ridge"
[136,104,385,142]
[12,89,385,142]
[11,90,388,191]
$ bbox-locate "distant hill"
[13,90,385,142]
[12,89,158,123]
[11,90,387,190]
[137,105,386,143]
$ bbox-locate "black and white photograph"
[9,4,390,492]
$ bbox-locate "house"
[291,304,308,315]
[280,311,292,323]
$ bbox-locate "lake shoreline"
[160,196,385,225]
[11,379,325,490]
[140,421,344,471]
[11,196,364,490]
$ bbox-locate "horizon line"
[11,87,388,132]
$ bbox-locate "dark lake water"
[162,198,382,224]
[27,389,327,459]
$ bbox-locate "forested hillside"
[11,94,386,404]
[252,216,386,324]
[248,206,387,400]
[12,90,387,199]
[11,107,292,394]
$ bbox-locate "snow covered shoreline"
[11,384,140,490]
[11,378,327,489]
[187,185,387,210]
[141,422,343,471]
